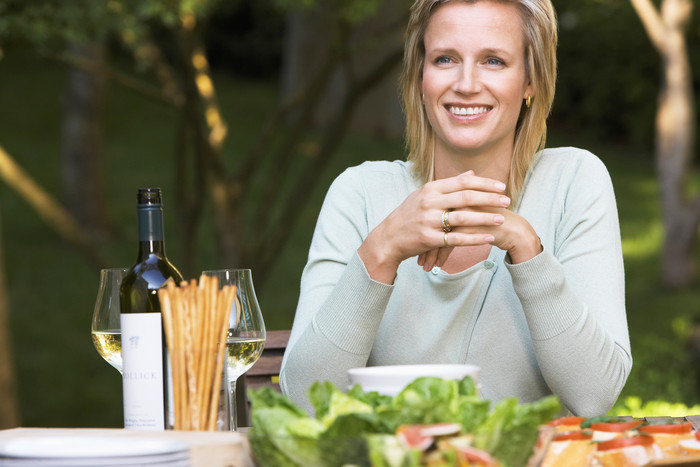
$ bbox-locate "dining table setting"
[1,359,699,467]
[0,215,697,467]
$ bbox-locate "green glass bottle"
[120,187,183,430]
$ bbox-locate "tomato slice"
[455,444,499,466]
[590,420,642,432]
[639,422,693,435]
[396,425,433,451]
[597,435,654,451]
[396,423,462,451]
[418,422,462,437]
[547,416,587,427]
[553,430,594,442]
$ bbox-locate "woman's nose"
[452,64,481,94]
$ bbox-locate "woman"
[280,0,632,417]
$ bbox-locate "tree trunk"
[631,0,699,288]
[175,14,241,273]
[0,209,20,428]
[61,42,109,238]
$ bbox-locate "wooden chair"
[235,329,291,427]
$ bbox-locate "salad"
[248,376,561,467]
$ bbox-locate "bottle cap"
[137,188,162,206]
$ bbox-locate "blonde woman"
[281,0,631,417]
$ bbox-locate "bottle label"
[121,313,165,430]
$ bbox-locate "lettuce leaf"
[249,407,323,467]
[457,395,490,433]
[248,387,324,467]
[367,434,423,467]
[376,377,464,432]
[474,395,561,467]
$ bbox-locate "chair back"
[247,329,290,391]
[235,329,290,426]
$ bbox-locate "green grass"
[0,47,698,428]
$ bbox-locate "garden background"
[0,0,699,429]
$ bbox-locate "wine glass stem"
[228,377,239,431]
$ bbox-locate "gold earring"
[525,96,532,109]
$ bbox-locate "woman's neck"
[433,145,512,182]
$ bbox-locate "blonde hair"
[400,0,558,201]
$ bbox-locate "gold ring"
[442,210,452,233]
[443,232,449,247]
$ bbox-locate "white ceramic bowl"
[347,364,480,397]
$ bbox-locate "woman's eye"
[486,57,505,66]
[435,56,452,65]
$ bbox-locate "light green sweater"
[280,147,632,416]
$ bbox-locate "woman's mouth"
[448,105,491,116]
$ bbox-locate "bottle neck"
[137,204,167,259]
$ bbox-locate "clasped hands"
[358,170,542,284]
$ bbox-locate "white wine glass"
[91,268,129,373]
[203,269,266,431]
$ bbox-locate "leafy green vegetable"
[458,375,478,397]
[580,414,615,428]
[248,376,561,467]
[474,395,560,467]
[249,406,323,466]
[308,381,336,419]
[367,435,422,467]
[249,386,307,418]
[377,377,464,431]
[249,387,325,466]
[457,396,490,433]
[323,389,374,428]
[348,384,394,409]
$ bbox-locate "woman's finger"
[432,170,507,195]
[435,246,453,268]
[421,248,440,271]
[439,190,511,211]
[446,210,506,228]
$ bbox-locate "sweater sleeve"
[279,167,394,413]
[506,152,632,416]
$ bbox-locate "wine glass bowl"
[91,268,129,373]
[203,269,266,431]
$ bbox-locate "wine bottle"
[120,187,183,430]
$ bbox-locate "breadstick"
[157,276,241,431]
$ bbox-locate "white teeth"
[449,106,489,116]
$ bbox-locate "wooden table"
[1,417,699,466]
[0,427,255,467]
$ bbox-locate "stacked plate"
[0,434,190,466]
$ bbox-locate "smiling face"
[422,1,533,173]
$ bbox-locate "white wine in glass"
[203,269,266,431]
[91,268,129,373]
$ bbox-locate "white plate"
[348,364,480,396]
[0,456,190,467]
[0,435,188,459]
[0,459,190,467]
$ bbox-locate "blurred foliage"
[0,0,699,426]
[204,2,284,78]
[611,396,700,418]
[273,0,382,24]
[1,0,694,153]
[551,0,699,153]
[0,0,219,44]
